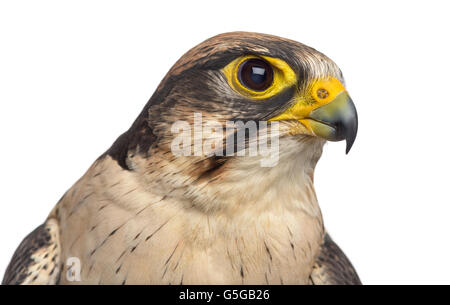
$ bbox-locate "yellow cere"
[223,55,297,99]
[269,77,347,122]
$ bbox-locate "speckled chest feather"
[53,137,325,284]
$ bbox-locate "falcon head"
[106,32,357,211]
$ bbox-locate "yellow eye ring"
[223,55,297,100]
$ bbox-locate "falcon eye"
[238,58,274,92]
[223,55,296,100]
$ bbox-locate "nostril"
[316,88,329,99]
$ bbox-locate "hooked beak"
[302,91,358,153]
[269,77,358,153]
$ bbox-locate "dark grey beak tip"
[344,109,358,154]
[345,138,355,154]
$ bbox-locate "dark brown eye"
[238,58,274,91]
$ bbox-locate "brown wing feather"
[2,219,61,285]
[310,233,361,285]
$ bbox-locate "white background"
[1,0,449,284]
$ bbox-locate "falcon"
[3,32,360,285]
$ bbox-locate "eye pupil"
[238,58,273,91]
[250,67,266,83]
